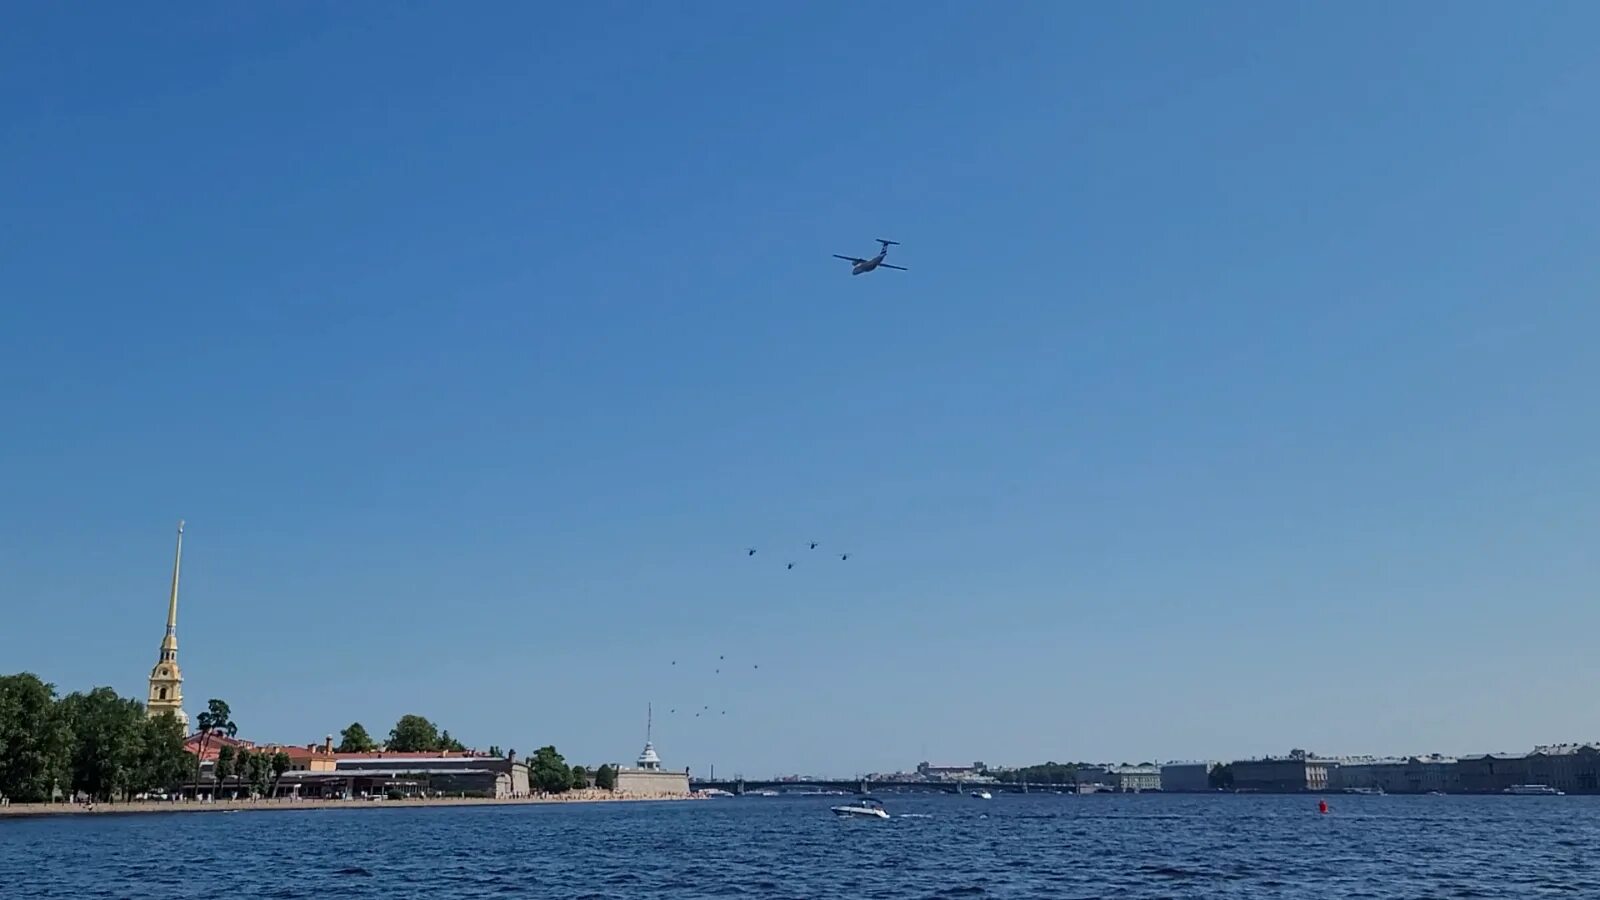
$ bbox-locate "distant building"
[1455,754,1531,793]
[1108,765,1161,792]
[1073,766,1111,789]
[1232,757,1333,792]
[610,707,690,797]
[1526,744,1600,794]
[325,753,529,797]
[1405,755,1459,793]
[916,761,988,782]
[182,734,337,772]
[1161,762,1215,793]
[1330,758,1409,793]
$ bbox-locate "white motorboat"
[970,790,993,800]
[1504,784,1564,796]
[831,798,890,819]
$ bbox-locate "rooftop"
[1531,743,1600,755]
[637,741,662,769]
[333,750,496,761]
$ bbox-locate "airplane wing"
[834,255,867,263]
[879,263,908,271]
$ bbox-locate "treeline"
[190,698,291,799]
[990,762,1084,784]
[526,745,615,794]
[0,673,189,803]
[335,715,473,753]
[334,717,615,793]
[1,673,615,804]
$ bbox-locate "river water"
[4,793,1598,898]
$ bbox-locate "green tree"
[269,751,290,798]
[1209,763,1235,790]
[0,673,70,802]
[193,699,236,797]
[387,715,439,752]
[594,764,616,791]
[487,745,502,758]
[337,722,376,753]
[529,745,571,794]
[214,745,235,787]
[570,765,589,790]
[234,748,254,795]
[246,751,270,797]
[58,687,148,801]
[995,761,1079,786]
[439,729,466,753]
[136,712,189,796]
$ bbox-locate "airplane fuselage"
[835,240,900,275]
[852,254,885,275]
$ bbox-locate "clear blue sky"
[3,2,1598,776]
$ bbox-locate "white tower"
[636,703,662,770]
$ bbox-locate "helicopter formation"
[745,540,851,570]
[664,653,760,720]
[834,238,906,276]
[656,539,858,729]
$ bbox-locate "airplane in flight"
[833,239,906,276]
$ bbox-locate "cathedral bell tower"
[146,520,187,727]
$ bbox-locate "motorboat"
[831,798,890,819]
[1343,786,1384,795]
[970,790,993,800]
[1505,784,1564,795]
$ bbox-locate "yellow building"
[146,521,187,727]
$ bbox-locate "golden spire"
[148,520,188,726]
[161,520,183,659]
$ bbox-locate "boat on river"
[831,798,890,819]
[1504,784,1563,795]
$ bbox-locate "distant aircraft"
[786,562,796,570]
[746,548,757,556]
[839,553,851,561]
[834,239,906,276]
[809,541,820,550]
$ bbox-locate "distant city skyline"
[3,3,1599,775]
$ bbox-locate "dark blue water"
[4,793,1599,898]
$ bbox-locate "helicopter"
[834,239,907,275]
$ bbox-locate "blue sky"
[3,2,1598,776]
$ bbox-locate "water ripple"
[3,794,1600,898]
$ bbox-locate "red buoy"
[1318,799,1329,814]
